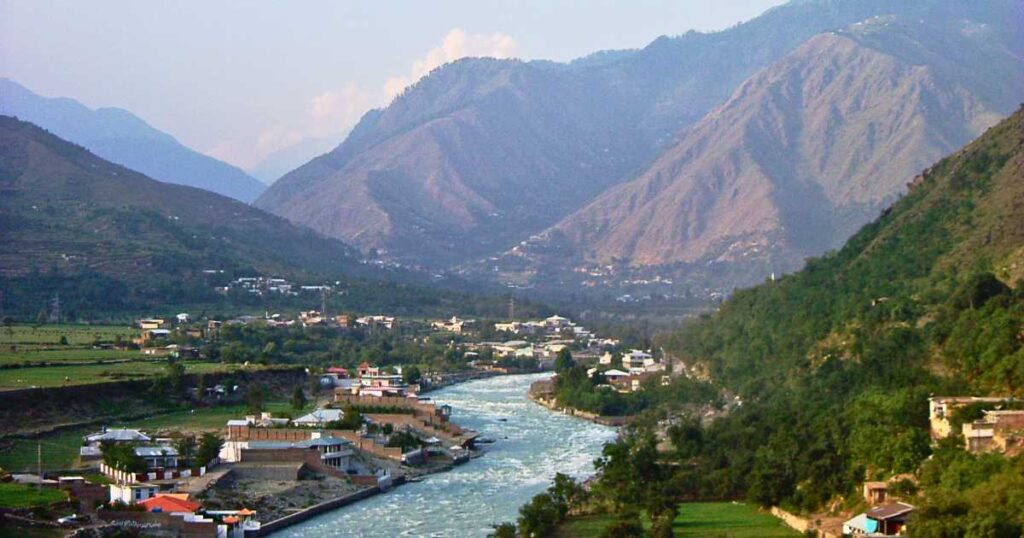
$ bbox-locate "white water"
[276,373,616,537]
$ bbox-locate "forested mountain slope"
[0,116,499,316]
[645,106,1024,530]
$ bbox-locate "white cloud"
[207,28,517,170]
[384,28,518,99]
[311,83,375,128]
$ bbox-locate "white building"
[110,483,160,505]
[292,408,345,427]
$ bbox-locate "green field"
[0,482,68,508]
[1,324,137,345]
[555,502,799,538]
[0,401,309,472]
[0,360,245,390]
[0,324,144,366]
[0,348,143,366]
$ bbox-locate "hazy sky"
[0,0,786,170]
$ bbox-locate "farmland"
[0,401,306,472]
[0,360,248,390]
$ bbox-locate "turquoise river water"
[276,373,616,537]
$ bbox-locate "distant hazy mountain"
[544,14,1023,285]
[248,135,343,184]
[0,79,266,203]
[257,0,1021,274]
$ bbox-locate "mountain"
[0,114,373,313]
[542,13,1023,289]
[258,0,1018,266]
[543,106,1024,536]
[655,104,1024,529]
[0,78,266,203]
[248,135,342,185]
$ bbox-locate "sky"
[0,0,786,172]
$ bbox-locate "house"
[623,350,653,373]
[235,434,355,473]
[175,313,191,324]
[432,316,477,333]
[135,446,179,469]
[928,396,1011,439]
[139,494,202,514]
[356,315,395,331]
[292,408,345,428]
[110,483,161,505]
[545,315,572,331]
[602,369,630,382]
[81,428,152,459]
[325,366,349,377]
[866,502,915,535]
[138,318,165,330]
[962,409,1024,454]
[863,481,889,505]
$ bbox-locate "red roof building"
[138,494,202,513]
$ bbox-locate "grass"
[0,401,309,472]
[555,502,799,538]
[0,360,245,390]
[0,482,67,508]
[0,323,144,366]
[0,348,143,366]
[1,324,137,345]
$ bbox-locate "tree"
[554,348,575,373]
[100,441,146,473]
[165,359,186,395]
[245,384,266,413]
[489,523,516,538]
[291,386,307,411]
[195,433,223,467]
[518,492,562,538]
[175,436,197,468]
[403,365,422,385]
[59,335,69,346]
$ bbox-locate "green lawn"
[0,360,244,390]
[555,502,799,538]
[0,482,68,508]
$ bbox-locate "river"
[275,373,617,537]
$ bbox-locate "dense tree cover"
[551,349,718,416]
[530,108,1024,535]
[207,323,472,373]
[0,267,550,324]
[912,444,1024,537]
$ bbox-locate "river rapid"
[276,373,616,537]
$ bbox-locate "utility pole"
[37,443,42,493]
[508,295,515,320]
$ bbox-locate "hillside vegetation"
[0,116,527,318]
[534,107,1024,537]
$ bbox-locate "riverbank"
[527,378,634,427]
[273,373,617,537]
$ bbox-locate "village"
[0,309,650,536]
